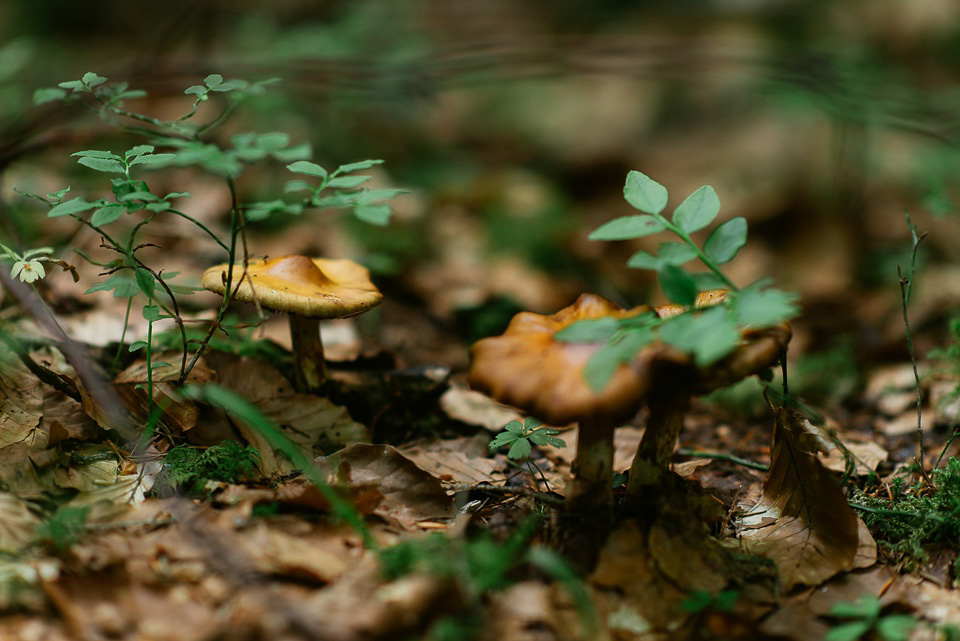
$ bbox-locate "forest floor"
[2,246,960,641]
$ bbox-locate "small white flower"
[11,259,45,283]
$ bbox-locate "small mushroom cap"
[469,293,654,426]
[202,255,382,319]
[469,289,791,425]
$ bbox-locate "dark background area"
[3,0,960,373]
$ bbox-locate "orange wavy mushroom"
[469,293,653,516]
[469,289,792,513]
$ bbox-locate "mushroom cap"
[468,289,791,425]
[469,293,655,426]
[202,255,382,319]
[652,289,791,393]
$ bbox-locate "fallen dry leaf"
[439,384,521,431]
[0,492,39,552]
[759,566,901,641]
[45,572,221,641]
[201,350,370,474]
[235,520,354,583]
[316,444,453,530]
[40,388,100,445]
[302,556,461,640]
[820,440,888,476]
[399,435,505,486]
[738,409,860,590]
[203,351,294,403]
[591,519,688,633]
[0,557,60,613]
[673,458,713,478]
[486,581,567,641]
[0,355,43,451]
[236,394,370,476]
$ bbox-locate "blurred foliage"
[4,0,960,360]
[33,505,91,553]
[453,295,526,343]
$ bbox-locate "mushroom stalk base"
[568,418,615,519]
[624,388,691,506]
[289,315,327,394]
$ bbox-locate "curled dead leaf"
[316,444,453,530]
[738,409,861,590]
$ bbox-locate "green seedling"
[825,596,917,641]
[490,417,566,491]
[489,417,566,460]
[561,171,798,392]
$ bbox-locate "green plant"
[558,171,798,392]
[824,596,917,641]
[850,457,960,575]
[153,440,260,496]
[32,505,91,553]
[489,417,566,460]
[489,417,565,491]
[15,71,401,431]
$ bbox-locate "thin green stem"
[96,95,192,138]
[133,261,188,380]
[195,100,241,137]
[175,97,203,123]
[675,447,769,472]
[145,310,155,417]
[164,208,229,252]
[653,213,738,291]
[111,297,134,375]
[179,179,242,384]
[935,425,959,469]
[899,266,924,469]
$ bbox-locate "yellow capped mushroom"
[202,255,382,393]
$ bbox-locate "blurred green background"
[3,0,960,377]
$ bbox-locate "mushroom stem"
[289,315,327,393]
[568,418,616,519]
[624,387,691,506]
